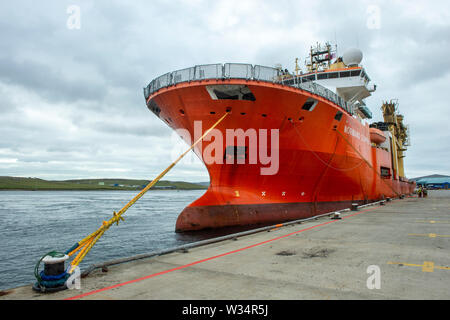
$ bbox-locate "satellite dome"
[343,48,363,66]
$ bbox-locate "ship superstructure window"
[301,98,318,111]
[295,68,367,84]
[206,85,255,101]
[302,75,316,82]
[328,72,338,79]
[360,71,370,82]
[380,167,391,179]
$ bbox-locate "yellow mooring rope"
[66,112,229,273]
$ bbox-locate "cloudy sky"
[0,0,449,182]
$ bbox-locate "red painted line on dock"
[65,205,382,300]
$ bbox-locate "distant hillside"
[0,177,207,191]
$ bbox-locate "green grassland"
[0,177,207,191]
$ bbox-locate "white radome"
[343,48,363,66]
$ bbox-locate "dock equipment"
[33,251,70,292]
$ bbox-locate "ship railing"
[172,66,196,83]
[224,63,253,80]
[253,65,282,82]
[194,63,223,80]
[144,63,353,114]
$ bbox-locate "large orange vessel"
[144,43,415,232]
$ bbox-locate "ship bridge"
[314,66,376,120]
[286,44,377,119]
[283,66,376,119]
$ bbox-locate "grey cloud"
[0,58,108,103]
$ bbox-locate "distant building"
[98,182,105,186]
[412,175,450,189]
[153,186,176,190]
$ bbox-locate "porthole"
[301,98,318,111]
[334,111,343,121]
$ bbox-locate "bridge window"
[328,72,338,79]
[302,75,316,82]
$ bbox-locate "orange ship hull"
[146,79,415,232]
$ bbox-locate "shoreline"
[0,177,208,192]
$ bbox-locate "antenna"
[334,30,338,57]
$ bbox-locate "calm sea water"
[0,189,218,290]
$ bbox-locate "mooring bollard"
[331,212,342,220]
[33,251,70,293]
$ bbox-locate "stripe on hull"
[176,200,364,232]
